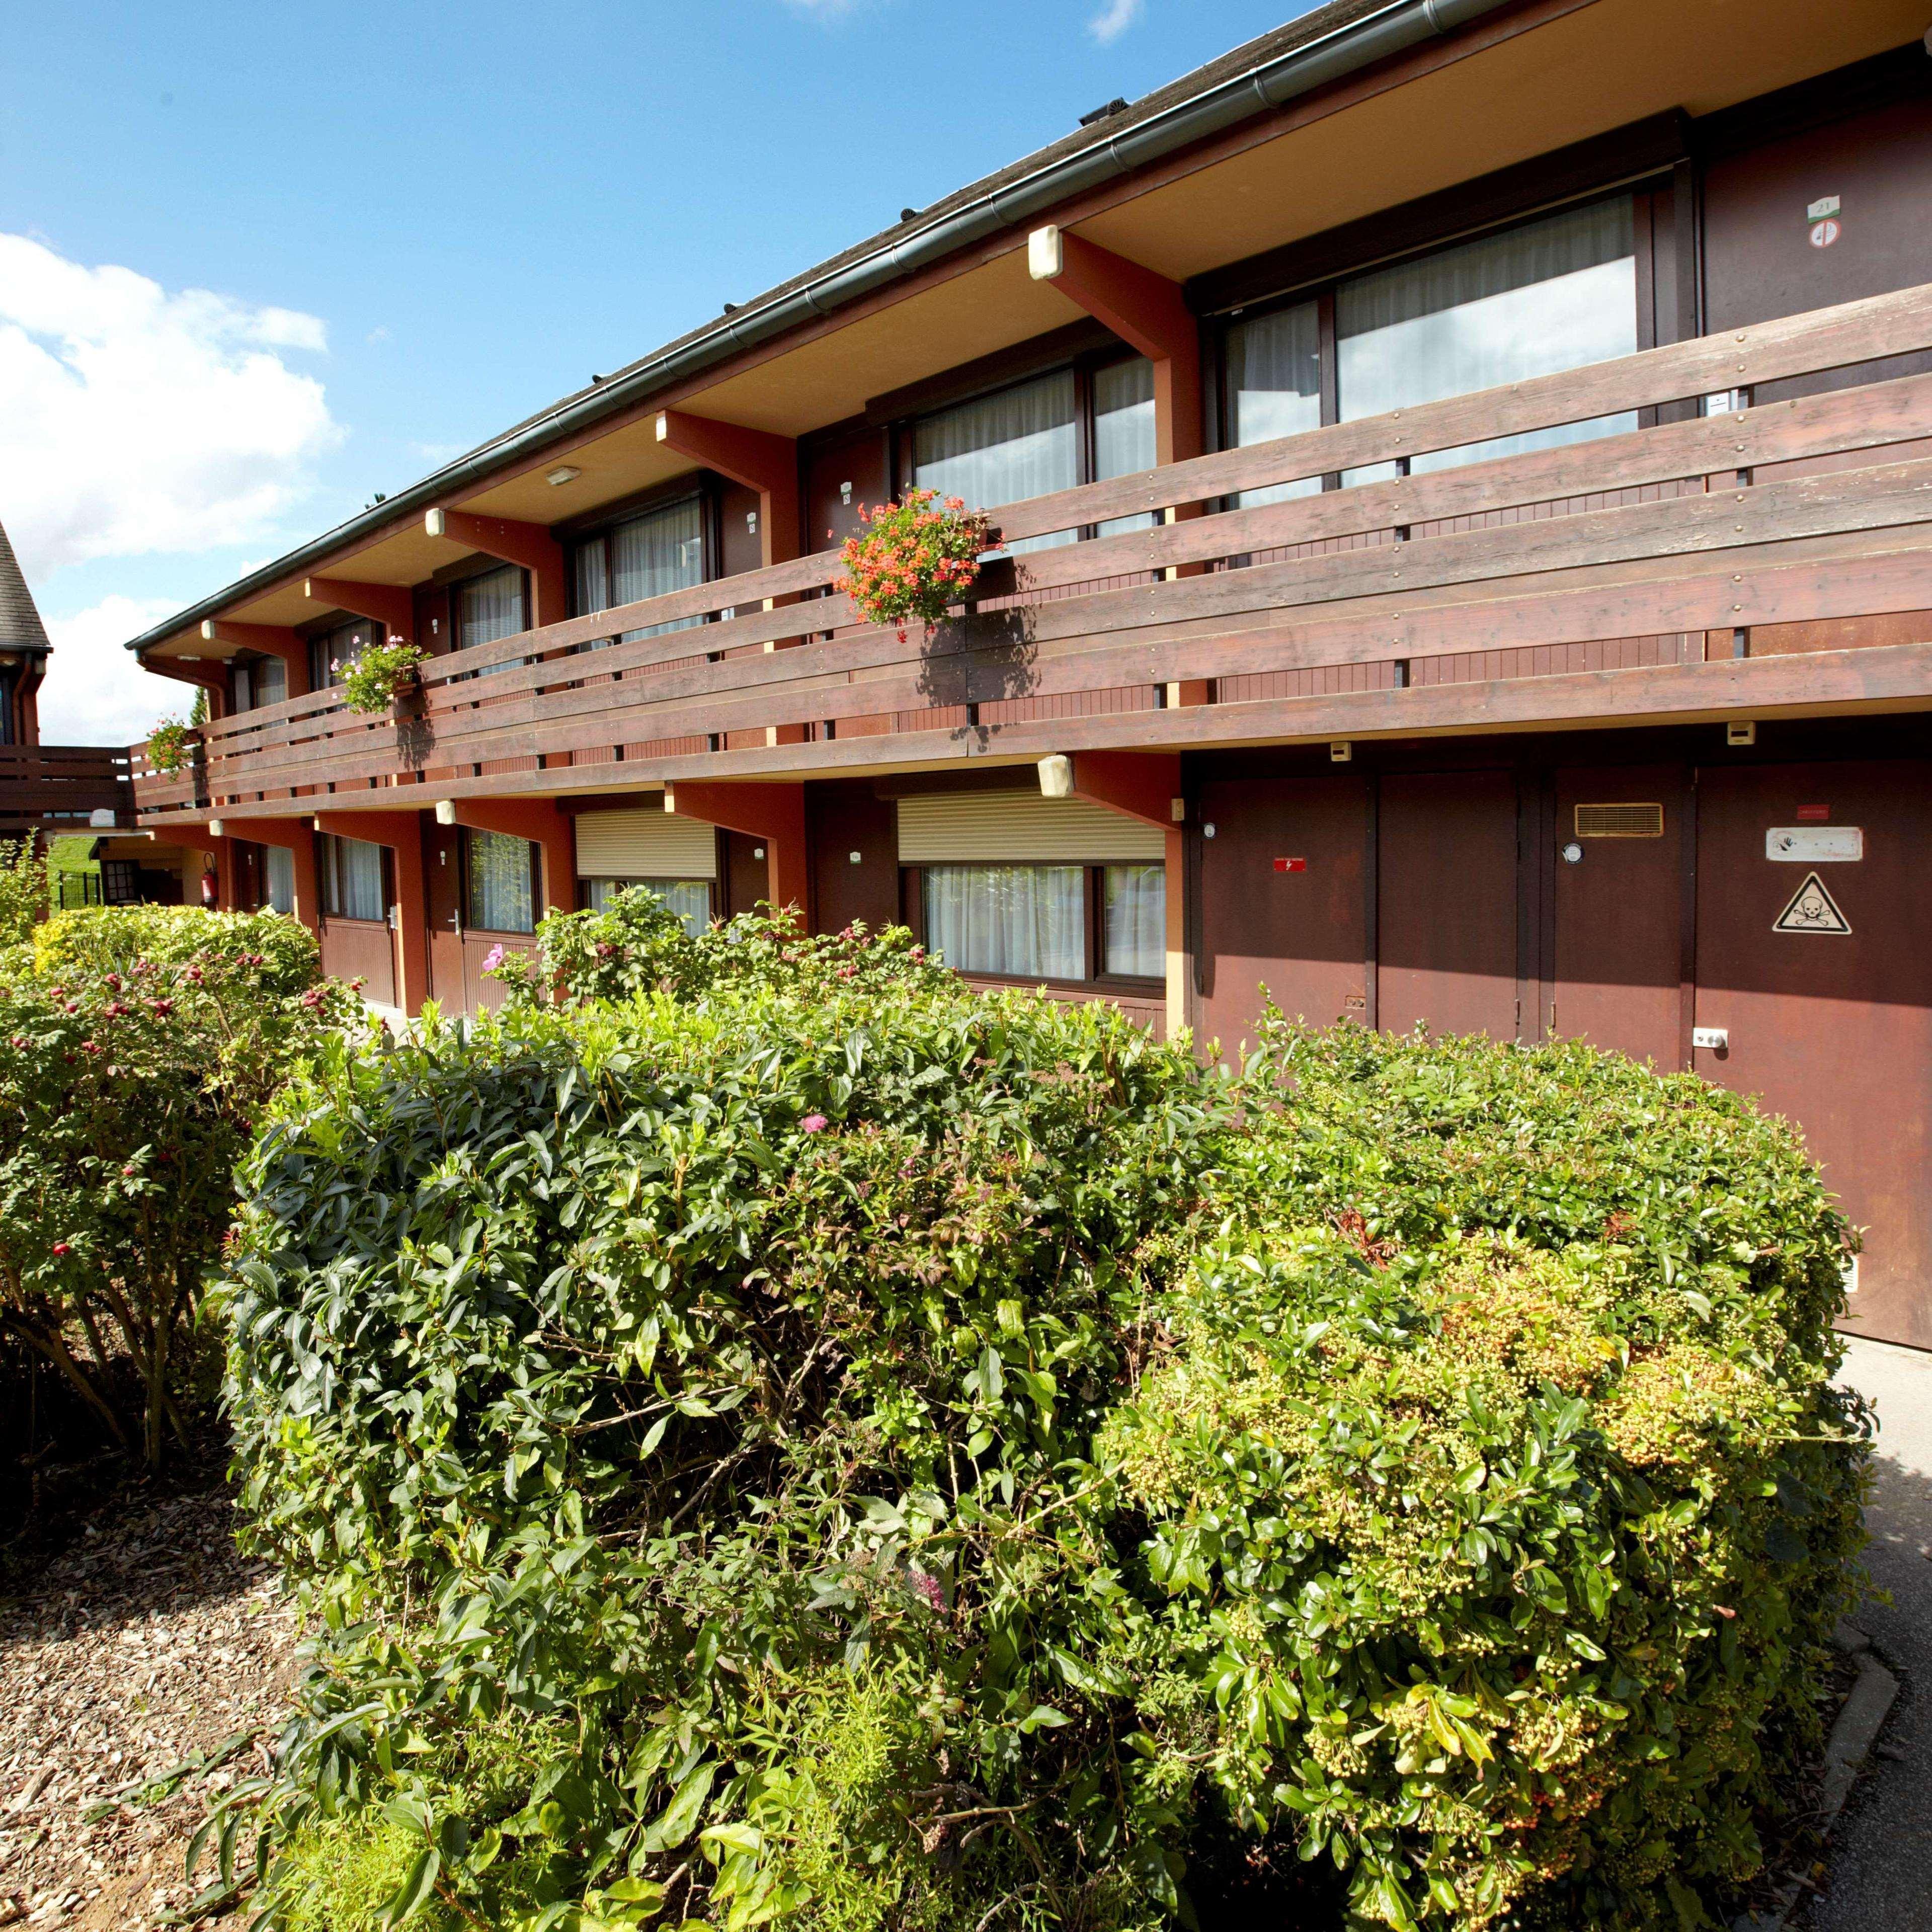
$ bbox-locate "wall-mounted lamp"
[434,800,458,825]
[1330,741,1353,763]
[1727,720,1757,746]
[1037,753,1074,797]
[1027,225,1064,281]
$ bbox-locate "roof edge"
[126,0,1516,657]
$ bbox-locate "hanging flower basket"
[837,489,990,640]
[145,718,194,776]
[337,636,426,716]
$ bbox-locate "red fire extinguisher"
[200,866,218,910]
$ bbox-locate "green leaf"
[380,1845,440,1927]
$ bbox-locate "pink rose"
[481,945,506,973]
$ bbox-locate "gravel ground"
[0,1482,298,1930]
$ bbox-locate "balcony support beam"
[206,816,320,932]
[1029,227,1209,707]
[662,781,807,915]
[434,797,575,915]
[200,621,310,698]
[654,412,801,567]
[424,511,570,627]
[303,578,417,646]
[1045,751,1188,1040]
[312,810,429,1013]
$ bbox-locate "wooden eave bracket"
[655,410,801,564]
[303,577,417,645]
[1027,227,1194,367]
[1043,750,1183,830]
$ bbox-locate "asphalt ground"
[1803,1336,1932,1931]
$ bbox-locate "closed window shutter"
[574,806,718,879]
[897,792,1163,863]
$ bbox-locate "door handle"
[1693,1026,1728,1051]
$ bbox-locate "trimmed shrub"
[216,945,1865,1932]
[33,904,323,997]
[0,920,356,1464]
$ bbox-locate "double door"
[1194,758,1932,1344]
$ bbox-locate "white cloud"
[0,232,342,584]
[1088,0,1142,44]
[36,594,199,744]
[780,0,863,18]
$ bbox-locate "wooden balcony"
[137,280,1932,829]
[2,745,136,838]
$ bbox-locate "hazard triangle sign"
[1773,871,1852,935]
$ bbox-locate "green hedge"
[33,904,322,998]
[217,928,1866,1932]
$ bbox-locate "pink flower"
[481,944,506,973]
[801,1113,829,1133]
[908,1566,945,1614]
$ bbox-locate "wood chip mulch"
[0,1481,298,1929]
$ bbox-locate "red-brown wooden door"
[1693,759,1932,1347]
[1377,770,1518,1040]
[1193,773,1367,1058]
[1549,764,1687,1070]
[424,820,466,1012]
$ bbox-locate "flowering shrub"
[214,969,1864,1930]
[34,904,323,998]
[336,634,426,715]
[0,928,357,1465]
[0,836,49,949]
[146,716,194,775]
[838,487,990,638]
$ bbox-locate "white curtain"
[1226,299,1324,507]
[1094,358,1158,536]
[456,564,527,678]
[467,830,535,933]
[1338,197,1637,480]
[263,845,296,916]
[255,656,287,707]
[926,865,1084,979]
[323,619,379,688]
[916,370,1079,552]
[586,876,711,935]
[612,499,705,639]
[1103,864,1165,978]
[325,836,384,922]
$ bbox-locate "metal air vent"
[1574,802,1664,839]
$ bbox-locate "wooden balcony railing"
[140,279,1932,826]
[1,744,136,836]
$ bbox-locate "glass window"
[574,499,706,643]
[321,835,384,922]
[1337,197,1636,480]
[458,565,525,649]
[1103,865,1165,979]
[916,370,1079,552]
[925,865,1085,980]
[263,845,296,917]
[315,618,379,690]
[1225,299,1323,507]
[255,656,287,708]
[585,876,711,935]
[467,829,536,933]
[1093,358,1158,537]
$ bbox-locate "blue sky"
[3,0,1309,740]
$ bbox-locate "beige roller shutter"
[575,806,718,879]
[897,791,1163,864]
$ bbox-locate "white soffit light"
[547,466,582,487]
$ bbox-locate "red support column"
[663,782,808,917]
[208,816,320,932]
[302,577,417,646]
[201,620,310,698]
[434,798,576,915]
[313,810,429,1013]
[424,511,570,628]
[1029,226,1211,707]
